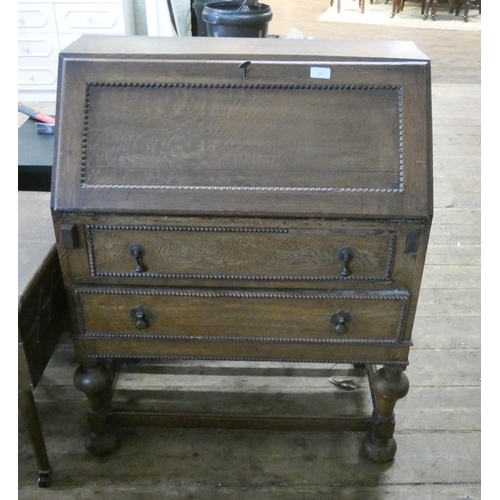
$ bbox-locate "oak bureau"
[51,35,433,462]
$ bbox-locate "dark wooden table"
[18,191,68,487]
[18,118,54,192]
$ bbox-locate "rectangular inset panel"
[85,223,397,283]
[82,83,403,193]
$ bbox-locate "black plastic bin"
[192,0,227,36]
[202,2,273,38]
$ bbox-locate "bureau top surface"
[59,35,429,61]
[52,36,433,218]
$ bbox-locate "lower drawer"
[73,287,410,343]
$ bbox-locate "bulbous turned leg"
[74,361,119,456]
[363,365,409,462]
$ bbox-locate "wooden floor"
[18,1,481,498]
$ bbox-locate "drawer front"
[18,3,58,32]
[83,223,397,284]
[18,65,58,88]
[18,34,60,60]
[74,287,410,343]
[54,3,126,33]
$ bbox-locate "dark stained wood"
[18,191,69,487]
[52,37,432,218]
[108,411,373,432]
[74,287,409,342]
[51,36,432,463]
[18,1,481,495]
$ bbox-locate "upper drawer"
[54,3,127,33]
[83,222,396,283]
[53,37,433,218]
[59,217,427,288]
[18,3,58,32]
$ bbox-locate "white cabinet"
[18,0,135,101]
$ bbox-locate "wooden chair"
[423,0,438,20]
[330,0,366,14]
[388,0,405,18]
[448,0,473,21]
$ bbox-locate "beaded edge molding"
[84,224,397,282]
[80,82,404,193]
[81,354,409,367]
[74,287,410,344]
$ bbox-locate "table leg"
[362,365,409,462]
[19,389,52,487]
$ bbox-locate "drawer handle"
[330,310,351,334]
[129,244,148,273]
[131,306,153,330]
[338,247,355,277]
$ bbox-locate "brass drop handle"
[338,247,355,277]
[330,310,351,334]
[130,306,153,330]
[129,243,147,273]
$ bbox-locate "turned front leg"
[74,361,119,456]
[363,365,409,462]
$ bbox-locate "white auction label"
[310,67,331,79]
